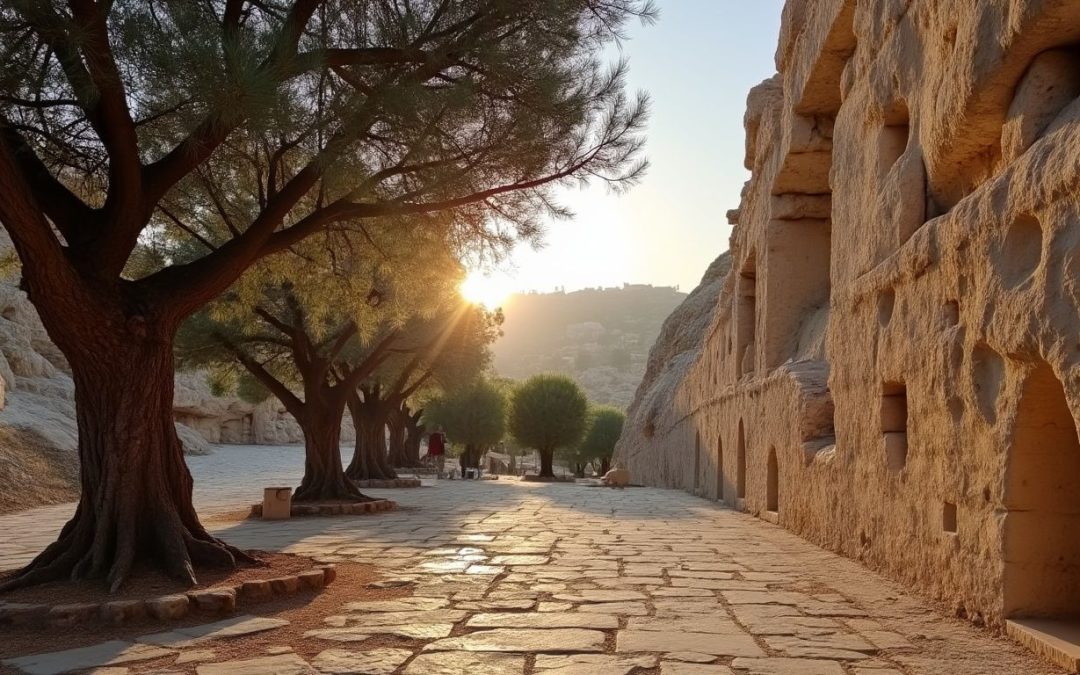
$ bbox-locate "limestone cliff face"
[615,252,730,484]
[617,0,1080,629]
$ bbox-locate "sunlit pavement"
[0,479,1063,674]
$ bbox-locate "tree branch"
[216,333,304,416]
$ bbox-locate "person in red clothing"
[427,426,447,478]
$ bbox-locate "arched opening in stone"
[716,435,725,501]
[737,420,747,499]
[693,430,701,493]
[1003,361,1080,618]
[767,447,779,513]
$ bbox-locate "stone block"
[320,565,337,585]
[239,579,272,602]
[261,487,292,520]
[147,595,189,621]
[0,602,49,625]
[269,576,301,595]
[187,587,237,614]
[298,569,325,591]
[100,600,147,624]
[47,603,100,626]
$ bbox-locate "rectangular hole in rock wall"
[876,99,934,251]
[881,381,908,473]
[943,502,958,533]
[736,255,758,379]
[764,218,832,370]
[877,120,909,183]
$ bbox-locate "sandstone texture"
[615,0,1080,629]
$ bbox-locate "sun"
[460,271,513,309]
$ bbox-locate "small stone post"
[262,487,293,520]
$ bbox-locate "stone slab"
[308,623,454,640]
[466,612,618,629]
[627,616,744,634]
[534,654,657,674]
[1006,619,1080,673]
[402,652,526,674]
[195,653,314,675]
[615,630,765,657]
[577,601,649,616]
[3,642,175,675]
[330,609,466,626]
[659,663,735,674]
[341,597,447,612]
[310,648,412,675]
[730,657,846,675]
[423,628,606,653]
[553,590,647,603]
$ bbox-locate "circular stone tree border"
[352,478,421,488]
[250,498,396,518]
[0,564,337,629]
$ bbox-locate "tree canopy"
[425,378,506,453]
[509,373,588,477]
[579,405,624,470]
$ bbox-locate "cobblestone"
[0,478,1068,674]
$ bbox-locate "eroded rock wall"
[616,0,1080,627]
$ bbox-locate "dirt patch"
[0,426,77,514]
[0,563,411,669]
[0,551,314,605]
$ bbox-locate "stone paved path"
[0,480,1064,674]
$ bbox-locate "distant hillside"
[493,284,688,408]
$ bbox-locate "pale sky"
[478,1,785,295]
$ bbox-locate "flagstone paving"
[0,479,1067,674]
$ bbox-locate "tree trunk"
[345,391,397,481]
[403,408,424,467]
[539,448,555,478]
[600,457,611,475]
[574,463,585,478]
[294,400,368,502]
[387,407,407,467]
[1,325,248,592]
[509,453,517,474]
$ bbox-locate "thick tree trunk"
[600,457,611,475]
[294,402,369,502]
[539,448,555,478]
[1,327,248,592]
[345,392,397,481]
[403,411,424,467]
[387,408,407,467]
[388,410,422,468]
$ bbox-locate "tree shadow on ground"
[205,478,732,557]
